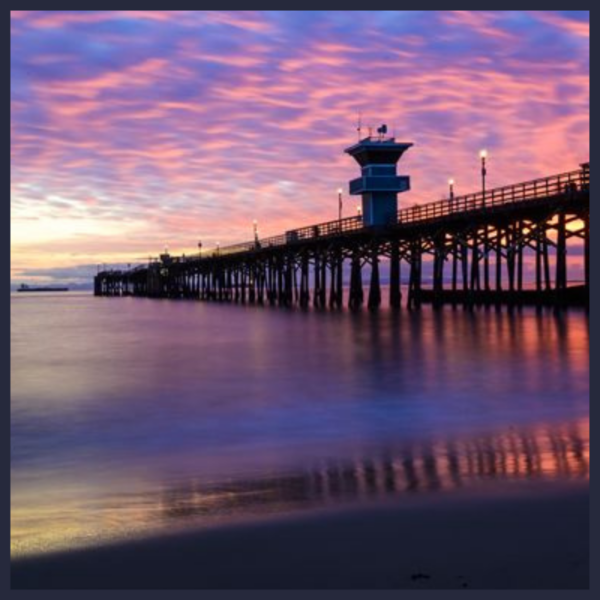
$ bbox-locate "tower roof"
[345,137,413,167]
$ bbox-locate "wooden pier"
[95,163,589,310]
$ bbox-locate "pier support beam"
[470,230,480,294]
[495,227,503,292]
[349,251,363,311]
[284,257,293,306]
[389,241,401,310]
[313,253,321,308]
[328,257,337,309]
[336,252,344,308]
[407,242,422,310]
[507,224,516,296]
[368,246,381,310]
[555,211,567,304]
[483,225,490,292]
[319,258,327,308]
[300,255,310,308]
[517,221,524,295]
[433,235,445,309]
[584,212,590,292]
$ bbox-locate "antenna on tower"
[357,111,362,141]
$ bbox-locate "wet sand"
[11,486,588,589]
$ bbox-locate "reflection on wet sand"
[11,417,588,559]
[160,418,588,522]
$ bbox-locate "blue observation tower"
[345,125,413,226]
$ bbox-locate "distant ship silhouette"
[17,283,69,293]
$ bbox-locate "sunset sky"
[10,11,589,286]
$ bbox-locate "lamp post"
[448,178,455,208]
[337,188,343,221]
[216,241,220,256]
[480,149,488,206]
[357,204,362,217]
[480,149,489,290]
[198,241,202,259]
[253,219,259,243]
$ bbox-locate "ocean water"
[11,292,589,558]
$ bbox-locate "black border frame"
[6,5,593,598]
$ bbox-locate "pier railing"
[202,215,365,258]
[204,166,587,259]
[398,167,587,225]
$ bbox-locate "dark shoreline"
[11,486,588,590]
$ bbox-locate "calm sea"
[11,291,589,558]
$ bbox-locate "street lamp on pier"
[480,149,488,206]
[448,178,455,210]
[337,188,343,221]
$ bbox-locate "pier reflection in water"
[160,417,589,522]
[10,416,588,558]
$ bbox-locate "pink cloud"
[202,11,274,33]
[530,12,589,38]
[442,11,515,40]
[12,10,191,29]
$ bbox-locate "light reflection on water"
[11,292,589,557]
[158,418,589,518]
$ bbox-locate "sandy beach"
[11,485,588,589]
